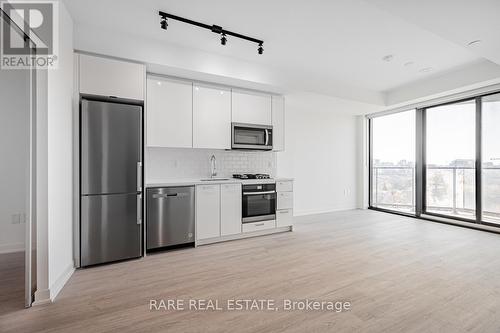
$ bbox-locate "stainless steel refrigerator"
[80,96,143,267]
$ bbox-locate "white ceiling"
[64,0,500,104]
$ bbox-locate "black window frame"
[368,90,500,229]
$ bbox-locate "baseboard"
[196,226,293,246]
[0,241,25,254]
[33,289,51,306]
[294,207,357,217]
[50,263,75,301]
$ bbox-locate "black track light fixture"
[158,11,264,55]
[160,17,168,30]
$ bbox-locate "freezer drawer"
[81,193,142,267]
[147,187,195,250]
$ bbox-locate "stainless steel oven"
[232,123,273,150]
[242,183,276,223]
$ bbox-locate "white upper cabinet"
[196,185,221,240]
[232,90,272,126]
[193,84,231,149]
[146,77,193,148]
[220,183,242,236]
[272,95,285,151]
[79,54,145,100]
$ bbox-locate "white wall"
[34,1,75,304]
[46,1,75,300]
[0,54,29,253]
[277,92,377,216]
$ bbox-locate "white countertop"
[146,177,294,188]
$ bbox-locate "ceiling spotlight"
[467,39,482,46]
[160,17,168,30]
[158,11,264,55]
[258,43,264,55]
[382,54,394,62]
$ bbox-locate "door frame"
[0,7,39,308]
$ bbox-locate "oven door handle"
[243,191,276,195]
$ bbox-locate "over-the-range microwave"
[231,123,273,151]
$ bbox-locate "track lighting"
[160,17,168,30]
[158,10,264,55]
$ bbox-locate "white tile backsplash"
[146,148,276,181]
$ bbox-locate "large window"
[482,93,500,224]
[369,90,500,229]
[371,110,415,213]
[425,100,476,219]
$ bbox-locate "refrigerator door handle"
[137,194,142,225]
[137,161,142,192]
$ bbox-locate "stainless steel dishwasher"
[146,186,195,250]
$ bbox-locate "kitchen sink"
[200,178,230,181]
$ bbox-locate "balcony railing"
[372,165,500,223]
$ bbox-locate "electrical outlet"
[11,214,20,224]
[344,189,350,197]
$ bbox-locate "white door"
[193,84,231,149]
[196,185,221,240]
[220,183,242,236]
[146,77,193,148]
[272,95,285,151]
[79,54,145,100]
[232,90,272,125]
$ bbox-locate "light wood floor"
[0,251,25,316]
[3,209,500,332]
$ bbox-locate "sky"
[372,97,500,167]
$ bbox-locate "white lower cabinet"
[276,209,293,227]
[242,220,276,233]
[196,185,221,240]
[277,191,293,210]
[196,183,241,241]
[196,181,292,243]
[221,184,242,236]
[276,180,294,228]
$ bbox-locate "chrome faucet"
[210,155,217,178]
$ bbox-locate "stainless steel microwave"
[231,123,273,150]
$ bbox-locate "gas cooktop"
[232,173,271,179]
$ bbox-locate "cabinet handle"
[255,223,265,226]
